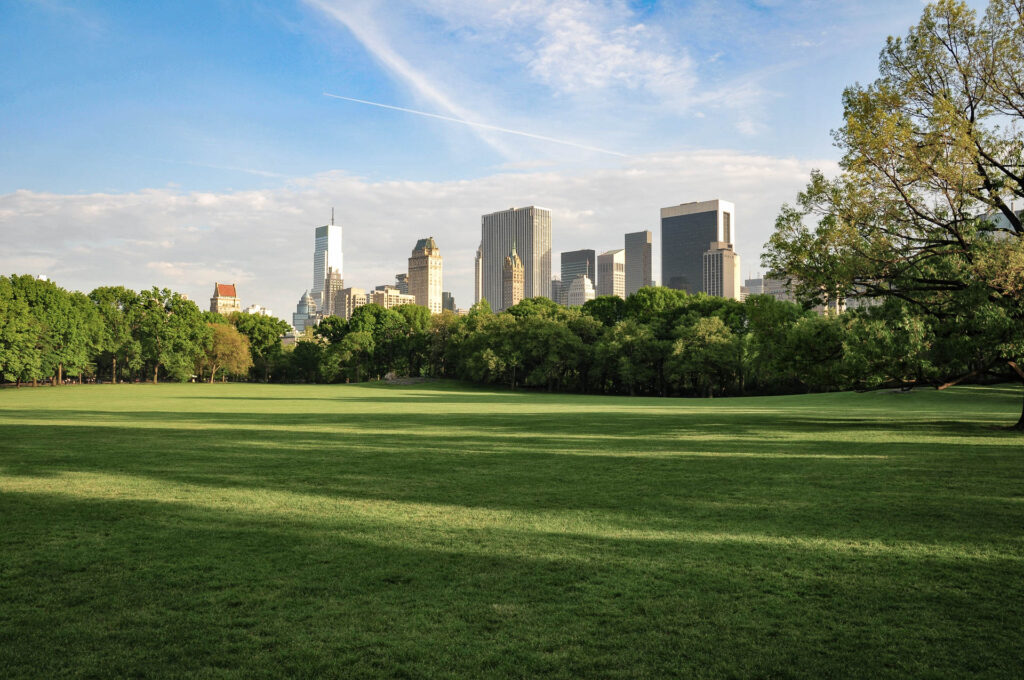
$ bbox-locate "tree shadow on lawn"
[1,410,1022,549]
[1,489,1021,679]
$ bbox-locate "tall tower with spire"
[501,241,524,311]
[311,210,343,310]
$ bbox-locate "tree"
[230,311,290,381]
[199,323,253,383]
[764,0,1024,428]
[0,276,41,387]
[90,286,142,383]
[137,288,210,383]
[582,296,626,326]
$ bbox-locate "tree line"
[0,275,290,386]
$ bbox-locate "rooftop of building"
[214,283,237,298]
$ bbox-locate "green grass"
[1,382,1022,678]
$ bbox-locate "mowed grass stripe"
[1,382,1022,678]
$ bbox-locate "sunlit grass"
[1,382,1022,678]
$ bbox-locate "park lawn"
[0,382,1022,678]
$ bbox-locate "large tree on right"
[764,0,1024,428]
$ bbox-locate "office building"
[597,249,626,298]
[311,220,343,309]
[560,249,596,302]
[395,273,409,295]
[442,291,456,312]
[481,206,552,308]
[502,245,525,311]
[551,278,562,305]
[702,242,742,300]
[292,290,317,333]
[210,283,241,315]
[323,267,344,316]
[624,230,653,295]
[407,237,443,314]
[566,274,596,307]
[661,199,735,293]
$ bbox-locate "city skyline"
[1,0,976,318]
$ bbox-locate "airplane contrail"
[323,92,627,158]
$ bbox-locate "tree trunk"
[112,357,117,384]
[57,363,63,385]
[209,366,217,384]
[1016,388,1024,431]
[16,379,20,388]
[153,365,159,384]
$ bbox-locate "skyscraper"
[661,200,735,294]
[560,250,596,292]
[624,230,653,295]
[597,249,625,298]
[702,242,742,300]
[395,273,409,295]
[502,245,525,311]
[566,274,596,306]
[481,206,551,307]
[407,237,443,314]
[323,267,344,316]
[311,220,343,309]
[474,244,483,305]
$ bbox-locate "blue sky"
[0,0,988,317]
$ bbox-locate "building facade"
[702,242,742,300]
[335,287,368,319]
[551,278,562,305]
[501,246,525,311]
[244,304,273,317]
[661,199,735,294]
[560,249,596,304]
[292,290,317,333]
[624,230,653,296]
[474,244,483,305]
[369,286,417,310]
[597,249,626,298]
[323,267,345,317]
[210,283,241,315]
[566,274,596,307]
[442,291,456,312]
[481,206,552,308]
[311,222,343,309]
[394,273,409,295]
[407,237,443,314]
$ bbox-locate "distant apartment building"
[323,267,345,316]
[481,206,552,308]
[551,278,562,305]
[336,287,368,319]
[395,273,409,295]
[566,274,596,307]
[624,230,653,296]
[560,249,596,304]
[502,245,525,311]
[442,291,456,312]
[703,242,742,300]
[407,237,443,314]
[311,221,343,310]
[662,199,735,294]
[292,290,317,333]
[370,285,416,310]
[597,249,626,299]
[244,304,273,317]
[210,283,241,315]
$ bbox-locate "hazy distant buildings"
[566,274,596,307]
[407,237,443,314]
[323,267,344,316]
[502,245,525,311]
[336,287,368,319]
[560,249,596,300]
[473,244,483,305]
[311,221,343,309]
[551,278,562,305]
[442,291,456,312]
[597,249,625,298]
[370,286,416,310]
[395,273,409,295]
[624,230,653,295]
[703,242,742,300]
[662,199,734,294]
[210,283,241,315]
[292,290,317,333]
[244,304,273,317]
[481,206,552,309]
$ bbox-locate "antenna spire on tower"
[331,207,334,225]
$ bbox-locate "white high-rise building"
[597,249,626,299]
[566,274,596,306]
[311,221,343,310]
[702,242,742,300]
[481,206,552,310]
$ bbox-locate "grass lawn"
[0,382,1022,678]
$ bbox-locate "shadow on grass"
[1,488,1021,679]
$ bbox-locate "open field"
[1,382,1022,678]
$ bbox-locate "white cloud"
[0,151,835,320]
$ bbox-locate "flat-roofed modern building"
[624,230,653,296]
[370,286,416,310]
[661,199,735,294]
[702,242,742,300]
[407,236,443,314]
[560,249,595,304]
[336,287,368,320]
[566,274,596,307]
[312,222,343,309]
[481,207,552,308]
[597,249,626,299]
